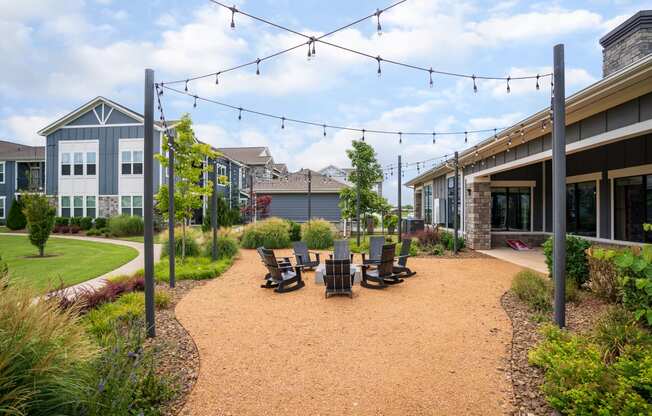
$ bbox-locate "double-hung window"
[121,150,143,175]
[61,153,71,176]
[73,152,84,175]
[73,196,84,217]
[423,185,433,224]
[0,162,4,184]
[61,196,71,217]
[121,196,143,217]
[86,152,96,175]
[86,196,96,218]
[0,197,5,219]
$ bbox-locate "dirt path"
[176,249,523,416]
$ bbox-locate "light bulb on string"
[494,128,498,142]
[307,41,312,60]
[520,124,525,143]
[432,132,436,144]
[238,107,242,121]
[230,5,236,29]
[376,56,382,77]
[322,124,326,137]
[281,117,285,129]
[472,75,477,93]
[193,95,197,108]
[536,74,540,90]
[464,131,468,144]
[256,58,261,75]
[506,76,511,94]
[398,132,402,144]
[215,72,220,85]
[361,129,365,142]
[375,9,382,36]
[184,80,189,92]
[311,37,316,56]
[429,68,434,88]
[541,120,546,131]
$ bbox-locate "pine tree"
[6,199,27,230]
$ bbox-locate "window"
[566,181,597,237]
[0,162,4,184]
[86,196,96,218]
[121,196,143,216]
[423,185,433,224]
[121,150,143,175]
[74,152,84,175]
[86,152,96,175]
[73,196,84,217]
[614,175,652,243]
[491,187,531,231]
[61,196,71,217]
[0,197,5,219]
[217,164,227,177]
[61,153,71,176]
[447,177,460,228]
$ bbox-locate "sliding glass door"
[614,175,652,243]
[491,187,531,231]
[566,181,597,237]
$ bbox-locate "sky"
[1,0,651,204]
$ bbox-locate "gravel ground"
[501,290,609,416]
[176,249,523,416]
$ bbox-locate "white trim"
[490,180,536,187]
[0,161,4,184]
[567,172,602,183]
[104,107,114,124]
[542,161,546,232]
[607,163,652,179]
[611,178,615,239]
[465,175,490,184]
[92,107,102,124]
[0,196,5,219]
[60,123,145,129]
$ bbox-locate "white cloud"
[1,113,63,146]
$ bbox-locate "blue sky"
[1,0,651,203]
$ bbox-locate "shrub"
[6,198,26,230]
[107,215,144,237]
[301,219,335,249]
[55,216,69,226]
[80,216,93,231]
[591,307,652,362]
[286,220,301,242]
[86,228,101,237]
[512,270,552,313]
[430,243,446,256]
[349,238,369,254]
[383,214,398,234]
[202,235,239,259]
[0,278,97,415]
[413,228,440,249]
[543,235,591,285]
[151,256,233,283]
[240,217,291,249]
[612,245,652,326]
[161,231,201,258]
[0,255,7,280]
[93,217,107,229]
[70,225,80,234]
[440,230,465,251]
[22,193,56,257]
[155,290,172,309]
[70,216,82,227]
[53,276,145,313]
[587,246,620,302]
[201,195,242,232]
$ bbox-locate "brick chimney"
[600,11,652,77]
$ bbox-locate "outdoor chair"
[393,238,416,278]
[259,248,305,293]
[330,240,355,262]
[257,247,293,289]
[323,259,354,298]
[361,244,404,289]
[361,236,385,266]
[293,241,320,270]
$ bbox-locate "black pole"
[143,68,156,338]
[249,170,254,223]
[553,44,567,328]
[356,164,361,246]
[168,133,175,288]
[397,155,402,241]
[307,170,312,223]
[211,159,218,261]
[453,151,459,254]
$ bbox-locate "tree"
[6,199,27,230]
[156,114,219,261]
[241,195,272,221]
[338,141,390,232]
[21,193,55,257]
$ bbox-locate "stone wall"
[603,27,652,77]
[464,180,491,250]
[99,196,119,218]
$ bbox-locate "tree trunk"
[39,246,44,257]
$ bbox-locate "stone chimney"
[600,11,652,77]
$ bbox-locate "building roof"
[218,147,273,166]
[404,53,652,187]
[253,169,349,194]
[273,163,288,173]
[0,140,45,161]
[600,10,652,48]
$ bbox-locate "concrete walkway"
[478,247,548,274]
[0,233,162,297]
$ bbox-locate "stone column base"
[99,196,119,218]
[465,180,492,250]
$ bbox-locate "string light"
[464,131,468,143]
[255,58,261,75]
[472,75,477,93]
[215,72,220,85]
[281,117,285,129]
[506,76,511,93]
[238,107,242,120]
[376,56,382,77]
[494,128,498,142]
[429,68,434,88]
[432,132,436,144]
[323,124,327,137]
[193,95,197,108]
[399,132,402,144]
[376,8,383,36]
[230,5,237,29]
[184,80,189,92]
[541,120,546,131]
[536,74,540,90]
[361,129,366,142]
[520,123,525,143]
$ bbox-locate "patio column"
[465,176,491,250]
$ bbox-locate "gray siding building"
[0,141,45,223]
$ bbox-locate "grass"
[0,235,138,293]
[146,256,234,283]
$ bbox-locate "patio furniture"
[323,259,354,298]
[393,238,416,278]
[258,248,304,293]
[361,236,385,266]
[330,240,354,262]
[257,247,292,286]
[361,244,404,289]
[315,263,361,284]
[293,241,321,270]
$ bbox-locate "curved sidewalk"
[0,233,162,297]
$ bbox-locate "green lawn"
[0,235,138,293]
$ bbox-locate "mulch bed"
[147,280,207,416]
[501,290,609,415]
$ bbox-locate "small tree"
[156,114,219,261]
[21,193,55,257]
[6,199,27,230]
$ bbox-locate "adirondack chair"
[361,244,404,289]
[394,238,416,277]
[330,240,354,262]
[257,247,301,292]
[361,236,385,266]
[293,241,320,270]
[323,259,354,298]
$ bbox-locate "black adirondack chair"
[361,244,404,289]
[324,259,354,298]
[293,241,320,270]
[330,240,354,262]
[394,238,416,277]
[361,236,385,266]
[258,248,304,293]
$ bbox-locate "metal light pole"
[356,164,361,247]
[553,44,567,328]
[397,155,402,241]
[167,132,175,289]
[211,159,218,261]
[143,68,156,338]
[249,170,254,223]
[453,151,459,254]
[307,170,312,223]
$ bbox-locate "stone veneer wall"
[465,181,491,250]
[99,196,119,218]
[603,26,652,77]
